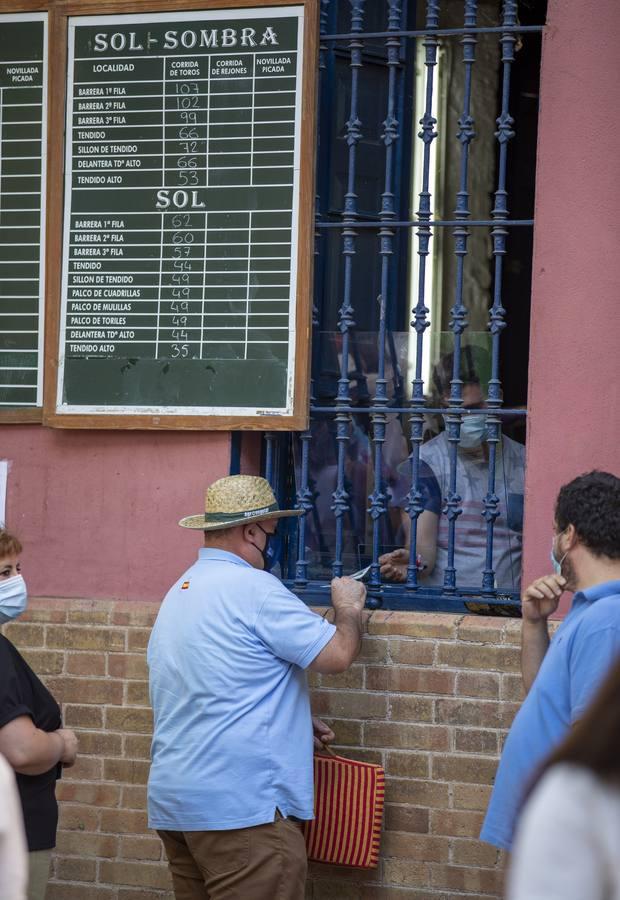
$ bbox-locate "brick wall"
[3,599,526,900]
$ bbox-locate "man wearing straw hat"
[147,475,366,900]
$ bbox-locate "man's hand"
[312,716,335,752]
[330,577,366,612]
[379,548,408,583]
[520,573,567,694]
[55,728,78,767]
[521,574,567,623]
[309,579,365,674]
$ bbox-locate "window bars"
[264,0,544,612]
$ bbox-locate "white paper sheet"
[0,461,8,527]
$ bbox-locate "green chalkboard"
[0,13,47,410]
[52,4,315,428]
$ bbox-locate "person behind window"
[0,752,28,900]
[294,335,410,577]
[379,348,525,589]
[0,529,78,900]
[507,653,620,900]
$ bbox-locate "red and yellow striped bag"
[303,750,385,868]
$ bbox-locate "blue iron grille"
[263,0,545,613]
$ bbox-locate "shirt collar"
[198,548,252,568]
[572,579,620,608]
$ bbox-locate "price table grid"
[60,12,302,407]
[0,14,47,408]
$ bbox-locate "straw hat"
[179,475,303,531]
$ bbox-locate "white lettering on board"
[97,27,278,51]
[155,190,206,210]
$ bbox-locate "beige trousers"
[28,849,52,900]
[158,815,307,900]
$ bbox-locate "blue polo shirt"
[481,580,620,850]
[147,548,336,831]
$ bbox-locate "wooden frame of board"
[0,0,50,424]
[43,0,318,430]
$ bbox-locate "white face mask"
[550,530,568,576]
[0,575,28,624]
[459,414,488,448]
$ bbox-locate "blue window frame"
[260,0,546,614]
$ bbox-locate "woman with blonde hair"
[508,653,620,900]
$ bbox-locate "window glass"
[272,1,546,607]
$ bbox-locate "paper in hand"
[349,564,371,581]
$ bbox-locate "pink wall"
[523,0,620,603]
[0,426,229,601]
[3,1,619,607]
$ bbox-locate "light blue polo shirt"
[147,548,336,831]
[481,580,620,850]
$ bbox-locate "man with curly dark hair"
[481,470,620,851]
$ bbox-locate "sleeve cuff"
[0,705,34,731]
[297,621,337,670]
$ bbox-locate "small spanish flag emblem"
[181,581,190,590]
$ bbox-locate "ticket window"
[278,0,546,596]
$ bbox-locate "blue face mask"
[459,414,488,448]
[550,530,568,576]
[0,574,28,624]
[256,524,281,573]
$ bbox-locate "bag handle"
[316,741,337,757]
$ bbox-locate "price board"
[0,12,47,417]
[46,2,316,429]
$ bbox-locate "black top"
[0,634,61,850]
